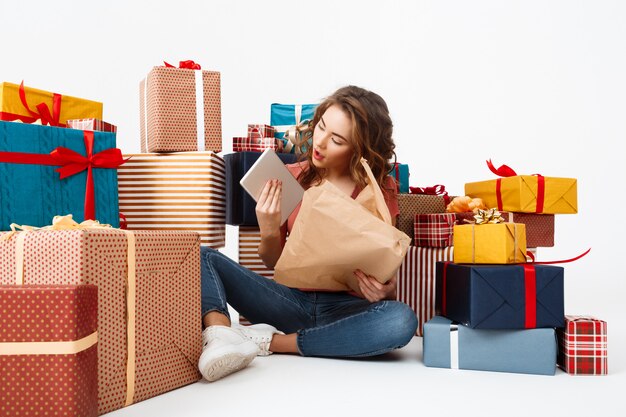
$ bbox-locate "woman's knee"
[378,301,418,348]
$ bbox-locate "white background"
[1,1,624,415]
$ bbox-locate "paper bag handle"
[360,158,393,225]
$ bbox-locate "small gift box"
[557,315,608,375]
[270,103,317,153]
[247,124,275,139]
[66,118,117,133]
[501,211,555,248]
[233,137,283,152]
[423,316,557,375]
[389,163,409,193]
[413,213,475,248]
[397,194,448,244]
[436,262,565,329]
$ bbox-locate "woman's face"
[311,104,354,176]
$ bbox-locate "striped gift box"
[238,226,274,326]
[118,152,226,248]
[247,124,275,139]
[558,315,608,375]
[396,246,453,336]
[232,137,283,153]
[66,118,117,133]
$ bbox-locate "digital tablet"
[240,149,305,225]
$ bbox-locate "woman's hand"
[255,179,282,237]
[353,269,397,302]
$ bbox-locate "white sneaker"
[198,325,258,382]
[234,323,285,356]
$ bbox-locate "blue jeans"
[201,247,417,358]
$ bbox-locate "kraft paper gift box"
[396,246,454,336]
[389,163,409,193]
[225,151,297,226]
[0,121,122,230]
[557,315,608,375]
[139,65,222,153]
[118,151,226,248]
[453,223,527,264]
[435,262,565,329]
[0,285,98,417]
[66,118,117,133]
[233,137,283,153]
[0,81,103,126]
[0,228,202,415]
[270,103,317,153]
[423,316,557,375]
[501,211,555,248]
[396,194,447,244]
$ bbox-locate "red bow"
[163,60,202,70]
[18,81,64,127]
[409,184,451,205]
[486,159,545,213]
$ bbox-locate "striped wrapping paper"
[238,226,274,326]
[66,118,117,133]
[396,246,453,336]
[118,152,226,248]
[558,315,608,375]
[232,137,283,153]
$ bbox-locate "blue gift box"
[225,151,297,226]
[0,121,120,229]
[270,103,317,153]
[423,316,557,375]
[389,163,409,193]
[435,262,564,329]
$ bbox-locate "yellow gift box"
[453,223,527,264]
[0,82,102,126]
[465,175,577,214]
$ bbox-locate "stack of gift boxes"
[1,61,229,416]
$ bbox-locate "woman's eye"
[331,138,342,145]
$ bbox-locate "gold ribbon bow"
[472,208,505,225]
[283,120,312,154]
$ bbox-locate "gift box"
[453,223,527,264]
[389,163,409,193]
[0,121,122,230]
[557,315,607,375]
[436,262,564,329]
[225,151,298,226]
[67,118,117,133]
[239,226,275,279]
[248,124,275,139]
[0,227,202,415]
[140,65,222,153]
[501,211,555,248]
[233,137,283,153]
[270,103,317,153]
[0,81,103,126]
[396,194,447,244]
[413,213,468,248]
[423,316,557,375]
[396,246,454,336]
[0,285,98,417]
[118,152,226,248]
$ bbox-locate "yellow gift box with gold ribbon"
[453,209,527,264]
[0,81,102,126]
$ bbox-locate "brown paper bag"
[274,158,411,291]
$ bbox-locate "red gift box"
[67,118,117,133]
[247,124,275,139]
[413,212,474,248]
[558,315,607,375]
[233,137,283,152]
[501,212,555,248]
[0,285,98,417]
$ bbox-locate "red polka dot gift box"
[0,228,202,415]
[139,62,222,153]
[0,285,98,417]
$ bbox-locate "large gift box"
[423,316,557,375]
[270,103,317,153]
[396,246,454,336]
[396,194,447,244]
[225,151,297,226]
[0,227,202,415]
[436,262,564,329]
[140,65,222,153]
[557,315,608,375]
[0,285,98,417]
[118,151,226,248]
[0,81,103,126]
[239,226,275,279]
[453,223,527,264]
[0,121,122,230]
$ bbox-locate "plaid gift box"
[397,194,447,244]
[247,124,275,139]
[414,213,456,247]
[557,315,608,375]
[66,118,117,133]
[233,137,283,153]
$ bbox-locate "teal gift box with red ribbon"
[0,121,124,229]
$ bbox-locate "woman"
[199,86,417,382]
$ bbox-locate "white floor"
[106,310,623,417]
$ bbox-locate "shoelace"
[249,334,271,353]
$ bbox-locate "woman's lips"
[313,149,325,161]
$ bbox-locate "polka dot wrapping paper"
[0,285,98,417]
[0,229,202,415]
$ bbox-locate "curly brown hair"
[296,86,397,192]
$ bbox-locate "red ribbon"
[119,212,128,230]
[163,60,202,70]
[0,131,126,220]
[523,264,537,328]
[18,81,64,127]
[486,159,545,213]
[409,184,451,205]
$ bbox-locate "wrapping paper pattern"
[396,246,454,336]
[139,67,221,152]
[502,212,555,248]
[247,124,275,139]
[396,194,447,244]
[414,213,456,247]
[238,226,275,279]
[118,152,226,248]
[0,230,202,415]
[0,285,98,417]
[557,315,608,375]
[66,118,117,133]
[233,137,283,153]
